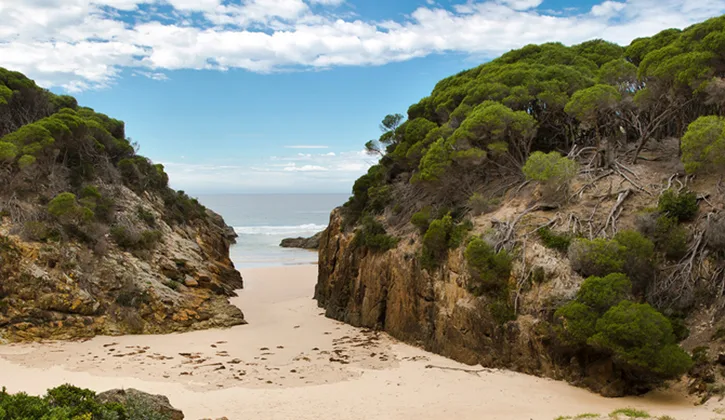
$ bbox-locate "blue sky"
[2,0,725,193]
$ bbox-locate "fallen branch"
[614,165,651,196]
[425,364,493,375]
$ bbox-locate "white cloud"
[1,0,724,91]
[284,145,330,149]
[161,149,375,192]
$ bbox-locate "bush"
[111,226,162,251]
[17,154,35,169]
[652,215,689,260]
[555,301,599,345]
[353,216,398,252]
[613,230,655,293]
[411,208,431,234]
[136,206,156,227]
[576,273,632,313]
[658,189,698,222]
[47,192,94,225]
[0,384,125,420]
[568,238,625,277]
[465,237,512,295]
[0,141,17,162]
[22,221,50,242]
[421,214,472,270]
[589,301,693,378]
[523,151,579,202]
[467,192,499,216]
[537,227,571,252]
[681,115,725,174]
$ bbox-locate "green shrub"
[0,142,17,162]
[467,192,499,215]
[47,192,94,225]
[658,189,698,222]
[568,238,625,277]
[421,214,472,270]
[411,208,431,234]
[17,154,35,169]
[555,301,599,345]
[681,115,725,174]
[111,226,162,251]
[353,216,398,252]
[22,221,50,242]
[654,215,689,260]
[537,227,571,252]
[490,298,516,326]
[465,237,512,295]
[0,384,126,420]
[613,230,655,293]
[609,408,651,418]
[576,273,632,313]
[136,206,156,227]
[523,151,579,202]
[589,301,693,378]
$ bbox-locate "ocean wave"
[233,224,327,236]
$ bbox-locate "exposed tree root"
[597,188,632,237]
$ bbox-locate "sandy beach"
[0,264,721,419]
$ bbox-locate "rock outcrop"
[0,186,245,342]
[97,388,184,420]
[279,231,323,249]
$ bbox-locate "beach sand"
[0,265,721,419]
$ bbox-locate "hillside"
[0,69,245,341]
[315,15,725,397]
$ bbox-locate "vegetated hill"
[315,15,725,398]
[0,69,245,341]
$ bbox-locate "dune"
[0,265,721,420]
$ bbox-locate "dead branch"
[571,170,614,199]
[424,365,493,375]
[496,204,545,251]
[598,189,632,237]
[614,165,651,196]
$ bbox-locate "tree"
[465,237,512,295]
[0,141,17,162]
[681,115,725,174]
[589,301,692,378]
[564,84,621,141]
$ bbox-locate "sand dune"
[0,265,721,419]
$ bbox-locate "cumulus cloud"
[1,0,724,91]
[161,149,375,192]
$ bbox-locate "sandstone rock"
[97,388,184,420]
[184,276,199,287]
[280,231,323,249]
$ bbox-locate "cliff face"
[315,155,723,397]
[316,207,579,386]
[0,187,245,342]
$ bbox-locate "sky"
[2,0,725,194]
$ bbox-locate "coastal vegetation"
[319,14,725,397]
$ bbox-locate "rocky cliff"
[0,186,245,342]
[0,68,245,342]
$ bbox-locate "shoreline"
[0,265,720,419]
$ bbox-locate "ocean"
[196,194,349,268]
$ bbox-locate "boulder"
[97,388,184,420]
[279,231,323,249]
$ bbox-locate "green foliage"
[589,301,693,378]
[577,273,632,314]
[416,138,454,182]
[555,301,599,345]
[110,226,162,251]
[411,208,432,234]
[161,190,207,224]
[568,238,626,278]
[657,189,699,222]
[682,115,725,174]
[0,384,127,420]
[608,408,651,418]
[613,230,655,292]
[564,84,620,127]
[523,151,579,182]
[0,142,17,162]
[421,214,471,270]
[523,151,579,201]
[136,207,156,227]
[537,227,572,252]
[465,237,512,295]
[353,216,398,252]
[48,193,94,224]
[638,213,689,261]
[16,155,35,169]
